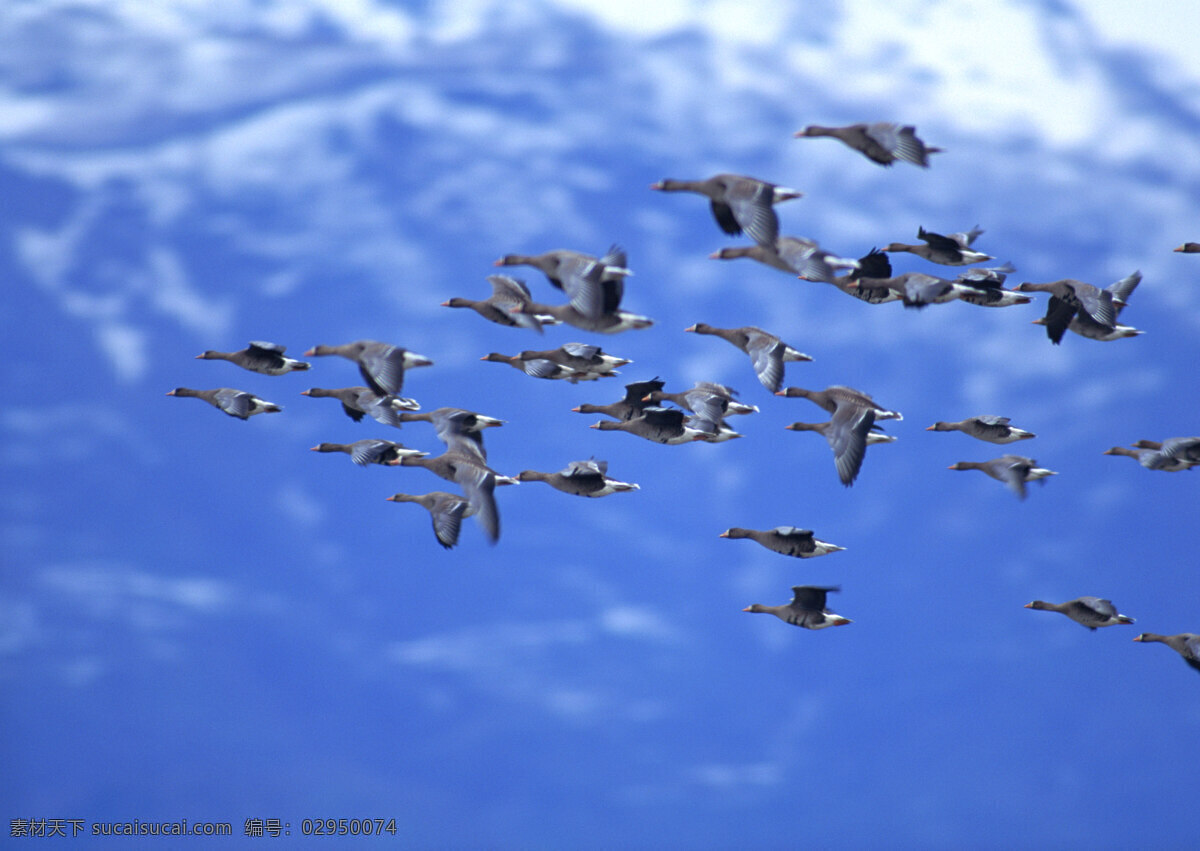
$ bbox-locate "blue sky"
[4,1,1200,847]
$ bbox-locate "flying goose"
[1132,633,1200,673]
[310,439,427,466]
[195,341,310,375]
[925,416,1036,444]
[883,226,992,266]
[1023,597,1135,630]
[719,526,845,558]
[794,122,942,167]
[166,387,281,420]
[650,174,802,247]
[300,386,418,426]
[385,491,472,550]
[1015,279,1118,344]
[742,585,852,629]
[775,385,902,421]
[442,275,559,331]
[396,407,505,461]
[573,378,666,421]
[685,323,812,392]
[947,455,1044,499]
[304,340,433,397]
[516,459,639,497]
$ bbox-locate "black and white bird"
[742,585,852,629]
[195,341,311,375]
[719,526,845,558]
[166,387,281,420]
[1024,597,1136,630]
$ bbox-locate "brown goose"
[685,323,812,392]
[1132,633,1200,673]
[883,226,991,266]
[1015,279,1118,344]
[304,340,432,398]
[396,407,504,461]
[300,386,416,426]
[775,385,902,421]
[385,491,472,550]
[719,526,844,558]
[711,236,859,282]
[645,382,759,420]
[166,387,281,420]
[494,246,630,299]
[1173,243,1200,253]
[573,378,666,421]
[442,275,559,331]
[517,459,639,497]
[310,439,426,466]
[849,271,965,308]
[926,416,1036,444]
[782,405,877,486]
[1102,445,1195,472]
[1131,437,1200,468]
[1029,271,1142,342]
[947,455,1041,500]
[650,174,802,247]
[481,352,588,382]
[830,248,900,304]
[195,341,310,375]
[1023,597,1135,630]
[794,122,942,167]
[396,451,507,543]
[742,585,851,629]
[588,407,708,445]
[515,343,630,380]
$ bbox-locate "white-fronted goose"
[1173,243,1200,253]
[926,416,1036,444]
[515,343,630,380]
[775,385,902,421]
[301,386,417,426]
[396,451,507,543]
[719,526,845,558]
[310,439,426,466]
[1102,445,1195,472]
[494,246,631,308]
[794,123,942,167]
[781,405,877,486]
[517,459,640,497]
[481,352,588,382]
[787,420,895,445]
[884,226,991,266]
[167,387,281,420]
[645,382,758,422]
[949,264,1031,307]
[196,341,310,375]
[1015,279,1118,344]
[947,455,1042,500]
[573,378,666,421]
[304,340,433,397]
[514,300,654,334]
[742,585,851,629]
[830,248,900,304]
[1131,437,1200,468]
[396,407,505,461]
[650,174,802,247]
[711,236,859,283]
[442,275,559,331]
[1030,271,1142,341]
[849,271,965,308]
[588,406,707,445]
[1024,597,1135,630]
[1132,632,1200,673]
[685,323,812,392]
[386,491,472,549]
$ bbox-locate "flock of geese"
[166,121,1200,675]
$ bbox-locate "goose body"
[1016,279,1118,344]
[743,585,851,629]
[573,378,666,421]
[517,459,639,497]
[589,406,707,445]
[386,491,472,549]
[1103,445,1195,472]
[775,385,902,422]
[719,526,845,558]
[1024,597,1135,630]
[1132,633,1200,673]
[794,122,942,167]
[783,405,878,486]
[947,454,1043,499]
[195,341,310,375]
[651,174,802,247]
[310,439,426,466]
[166,387,281,420]
[515,343,630,380]
[442,275,559,331]
[1173,243,1200,253]
[1131,437,1200,468]
[685,323,812,392]
[481,352,588,382]
[397,451,507,543]
[304,340,433,397]
[712,236,859,283]
[926,416,1036,444]
[883,226,991,265]
[397,407,505,461]
[301,386,418,426]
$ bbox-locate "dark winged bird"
[1024,597,1135,630]
[195,341,310,375]
[794,122,942,167]
[442,275,560,331]
[884,226,992,265]
[573,378,666,421]
[947,454,1049,500]
[166,387,281,420]
[300,386,417,426]
[310,439,426,466]
[397,407,505,461]
[304,340,432,398]
[719,526,845,558]
[711,236,859,282]
[685,323,812,392]
[1016,278,1119,344]
[386,491,472,550]
[742,585,852,629]
[396,451,508,544]
[1132,633,1200,673]
[517,459,640,497]
[651,174,802,247]
[926,416,1036,444]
